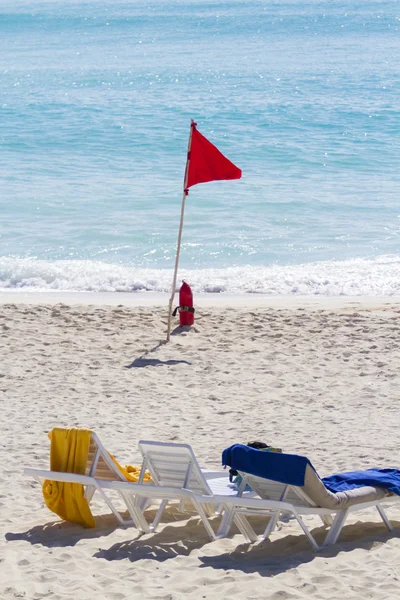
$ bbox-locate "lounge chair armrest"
[24,468,95,486]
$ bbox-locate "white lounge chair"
[219,446,397,551]
[136,440,257,541]
[24,431,151,532]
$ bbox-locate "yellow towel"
[109,454,152,483]
[42,427,151,528]
[42,428,96,528]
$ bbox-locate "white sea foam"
[1,255,400,296]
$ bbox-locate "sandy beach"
[2,293,400,599]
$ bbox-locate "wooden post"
[166,120,195,342]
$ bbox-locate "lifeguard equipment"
[172,281,195,326]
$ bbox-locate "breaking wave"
[1,255,400,296]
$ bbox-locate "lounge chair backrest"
[240,464,389,510]
[138,440,212,495]
[85,433,128,482]
[238,470,315,507]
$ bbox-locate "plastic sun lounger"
[24,431,152,533]
[136,440,258,541]
[217,459,398,551]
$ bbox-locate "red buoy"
[177,281,195,326]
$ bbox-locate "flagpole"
[166,120,195,342]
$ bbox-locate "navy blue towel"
[222,444,313,487]
[323,468,400,495]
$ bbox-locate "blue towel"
[322,469,400,495]
[222,445,400,496]
[222,444,313,487]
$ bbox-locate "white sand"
[2,292,400,599]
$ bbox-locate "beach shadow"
[124,339,192,368]
[171,325,194,336]
[198,520,400,577]
[4,504,195,550]
[93,515,218,563]
[126,357,191,368]
[5,513,124,548]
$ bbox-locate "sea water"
[1,0,399,295]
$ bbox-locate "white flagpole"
[166,120,195,342]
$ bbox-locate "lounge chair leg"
[120,492,151,533]
[84,485,96,503]
[216,507,234,538]
[95,484,132,526]
[151,499,169,531]
[192,498,216,540]
[137,496,150,512]
[376,504,393,532]
[262,510,280,540]
[322,509,348,547]
[215,508,258,543]
[233,513,259,543]
[292,509,320,551]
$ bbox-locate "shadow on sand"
[91,517,400,571]
[198,520,400,577]
[126,357,191,368]
[7,504,398,575]
[5,512,123,548]
[92,515,400,571]
[4,505,193,550]
[124,331,193,368]
[93,516,216,563]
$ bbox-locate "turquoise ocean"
[1,0,399,296]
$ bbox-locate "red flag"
[185,123,242,190]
